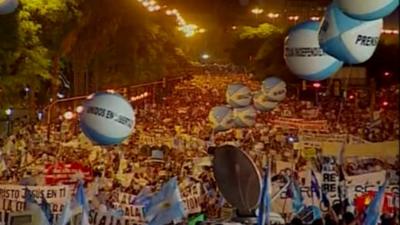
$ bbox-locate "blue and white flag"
[75,181,90,225]
[40,195,53,224]
[257,166,271,225]
[144,177,185,225]
[310,170,321,199]
[290,179,304,214]
[133,186,152,207]
[57,200,72,225]
[24,188,50,225]
[363,178,388,225]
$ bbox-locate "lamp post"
[267,13,280,24]
[251,7,264,23]
[313,82,321,105]
[5,108,13,136]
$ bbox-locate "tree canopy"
[0,0,190,108]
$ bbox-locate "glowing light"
[232,26,237,30]
[251,7,264,15]
[5,108,12,116]
[106,89,115,93]
[63,111,74,120]
[137,0,204,37]
[384,72,391,76]
[24,87,30,92]
[313,83,321,88]
[201,53,210,60]
[57,92,65,99]
[381,29,399,35]
[382,101,389,106]
[268,13,279,18]
[76,106,84,113]
[310,16,320,21]
[349,95,354,100]
[288,16,300,21]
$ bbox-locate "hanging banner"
[44,163,94,185]
[0,184,70,219]
[270,117,329,131]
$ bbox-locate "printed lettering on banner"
[44,163,94,185]
[118,192,136,205]
[183,195,202,214]
[0,185,70,224]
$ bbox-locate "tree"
[63,0,188,95]
[0,0,81,108]
[229,23,296,82]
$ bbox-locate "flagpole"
[311,170,315,206]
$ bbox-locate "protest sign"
[0,185,70,224]
[271,117,329,131]
[271,168,399,214]
[118,193,136,205]
[183,194,202,214]
[44,163,94,185]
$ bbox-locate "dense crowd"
[0,73,398,224]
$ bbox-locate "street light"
[63,111,74,120]
[201,53,210,60]
[5,108,13,136]
[313,83,321,105]
[251,7,264,15]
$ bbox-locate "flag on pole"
[310,170,321,199]
[75,180,90,225]
[133,186,153,207]
[24,187,37,210]
[257,166,271,225]
[40,195,53,224]
[24,188,51,225]
[289,179,304,214]
[362,178,388,225]
[144,177,185,225]
[321,192,330,208]
[57,199,72,225]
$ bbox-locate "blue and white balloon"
[335,0,399,21]
[319,4,383,64]
[261,77,287,101]
[233,106,257,128]
[0,0,18,15]
[208,106,234,132]
[226,83,252,108]
[80,92,135,145]
[284,21,343,81]
[253,91,278,112]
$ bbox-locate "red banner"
[355,191,399,215]
[44,163,94,185]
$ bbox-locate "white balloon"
[208,105,234,132]
[226,83,252,108]
[233,106,257,128]
[335,0,399,20]
[80,92,135,145]
[253,91,279,112]
[262,77,287,101]
[284,21,343,81]
[319,4,383,64]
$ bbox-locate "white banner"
[271,117,329,131]
[0,185,70,214]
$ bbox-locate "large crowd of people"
[0,73,398,224]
